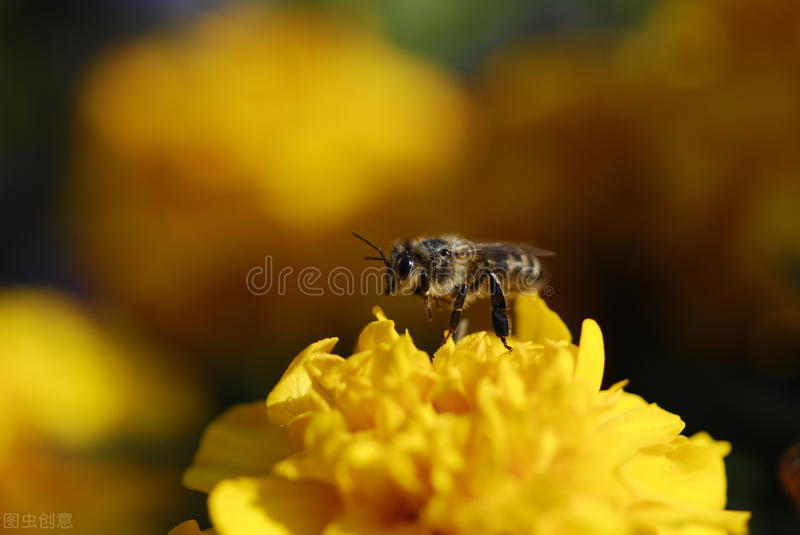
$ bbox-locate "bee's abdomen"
[492,254,543,293]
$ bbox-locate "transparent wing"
[452,242,555,259]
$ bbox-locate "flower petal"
[622,432,732,510]
[514,294,572,344]
[323,512,427,535]
[209,476,341,535]
[356,312,399,352]
[168,520,217,534]
[267,338,343,431]
[183,402,295,493]
[597,392,685,453]
[185,303,749,535]
[631,503,750,535]
[574,319,604,391]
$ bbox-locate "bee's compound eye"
[398,256,414,278]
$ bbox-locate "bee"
[353,232,553,351]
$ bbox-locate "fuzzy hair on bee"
[353,232,553,351]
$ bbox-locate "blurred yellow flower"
[0,288,204,453]
[179,295,749,534]
[0,288,207,535]
[72,2,468,341]
[470,0,800,371]
[169,519,217,535]
[77,3,466,229]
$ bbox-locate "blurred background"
[1,0,799,533]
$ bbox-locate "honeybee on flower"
[354,232,552,350]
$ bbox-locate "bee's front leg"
[487,272,512,351]
[443,284,468,345]
[415,269,432,320]
[421,295,433,320]
[414,273,433,320]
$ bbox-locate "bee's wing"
[452,242,556,259]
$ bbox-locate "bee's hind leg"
[442,284,468,346]
[453,318,469,342]
[487,272,512,351]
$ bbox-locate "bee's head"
[352,232,425,296]
[385,245,418,296]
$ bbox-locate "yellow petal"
[183,402,295,493]
[168,520,217,534]
[651,525,727,535]
[375,332,432,384]
[371,306,388,322]
[688,431,731,457]
[356,317,400,352]
[514,294,572,344]
[631,504,750,535]
[539,500,631,535]
[543,345,576,385]
[209,476,341,535]
[597,392,685,453]
[323,511,426,535]
[622,432,733,510]
[267,338,342,430]
[574,319,604,391]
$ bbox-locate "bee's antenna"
[352,232,388,265]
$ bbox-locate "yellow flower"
[71,2,468,341]
[180,295,749,534]
[0,288,207,535]
[169,520,217,535]
[0,288,205,453]
[76,3,466,230]
[471,0,800,370]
